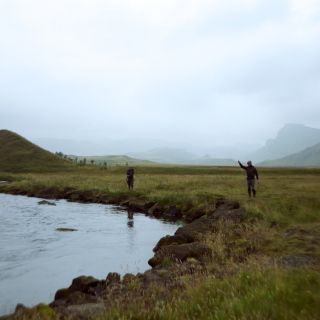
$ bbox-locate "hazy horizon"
[1,0,320,152]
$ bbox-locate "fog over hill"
[33,124,320,166]
[259,142,320,167]
[34,137,255,160]
[249,124,320,162]
[129,148,236,166]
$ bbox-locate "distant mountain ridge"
[259,142,320,167]
[24,123,320,167]
[130,148,198,164]
[250,124,320,162]
[0,129,72,172]
[130,148,236,166]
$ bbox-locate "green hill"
[0,129,73,172]
[259,142,320,167]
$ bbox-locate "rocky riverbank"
[0,185,252,319]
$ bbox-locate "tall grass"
[97,267,320,320]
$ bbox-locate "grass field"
[2,165,320,226]
[0,165,319,319]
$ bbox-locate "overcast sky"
[0,0,320,150]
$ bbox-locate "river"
[0,193,180,315]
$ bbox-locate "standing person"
[238,160,259,198]
[126,167,135,190]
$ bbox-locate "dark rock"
[147,203,163,217]
[70,276,99,291]
[63,291,97,305]
[54,276,99,301]
[142,270,163,284]
[106,272,121,285]
[38,200,56,206]
[62,291,86,305]
[6,303,30,319]
[174,226,196,242]
[56,228,78,232]
[136,272,144,280]
[175,215,216,242]
[55,288,70,301]
[148,242,212,267]
[163,206,182,220]
[83,280,106,296]
[184,209,205,223]
[122,273,137,285]
[153,235,188,252]
[15,303,27,313]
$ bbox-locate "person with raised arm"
[238,160,259,198]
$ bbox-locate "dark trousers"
[247,179,256,197]
[127,177,134,190]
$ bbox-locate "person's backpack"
[127,169,134,178]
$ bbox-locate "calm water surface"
[0,193,180,315]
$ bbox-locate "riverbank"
[0,166,320,319]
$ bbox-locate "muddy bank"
[0,185,211,222]
[0,193,251,320]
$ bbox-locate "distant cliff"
[250,124,320,162]
[259,142,320,167]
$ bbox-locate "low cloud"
[0,0,319,148]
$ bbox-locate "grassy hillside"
[260,142,320,167]
[0,130,73,172]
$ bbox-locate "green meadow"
[1,165,320,319]
[2,165,320,226]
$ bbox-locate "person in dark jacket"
[238,160,259,197]
[126,167,135,190]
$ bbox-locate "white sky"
[0,0,320,149]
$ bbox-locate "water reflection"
[127,209,134,228]
[127,209,134,220]
[0,194,180,315]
